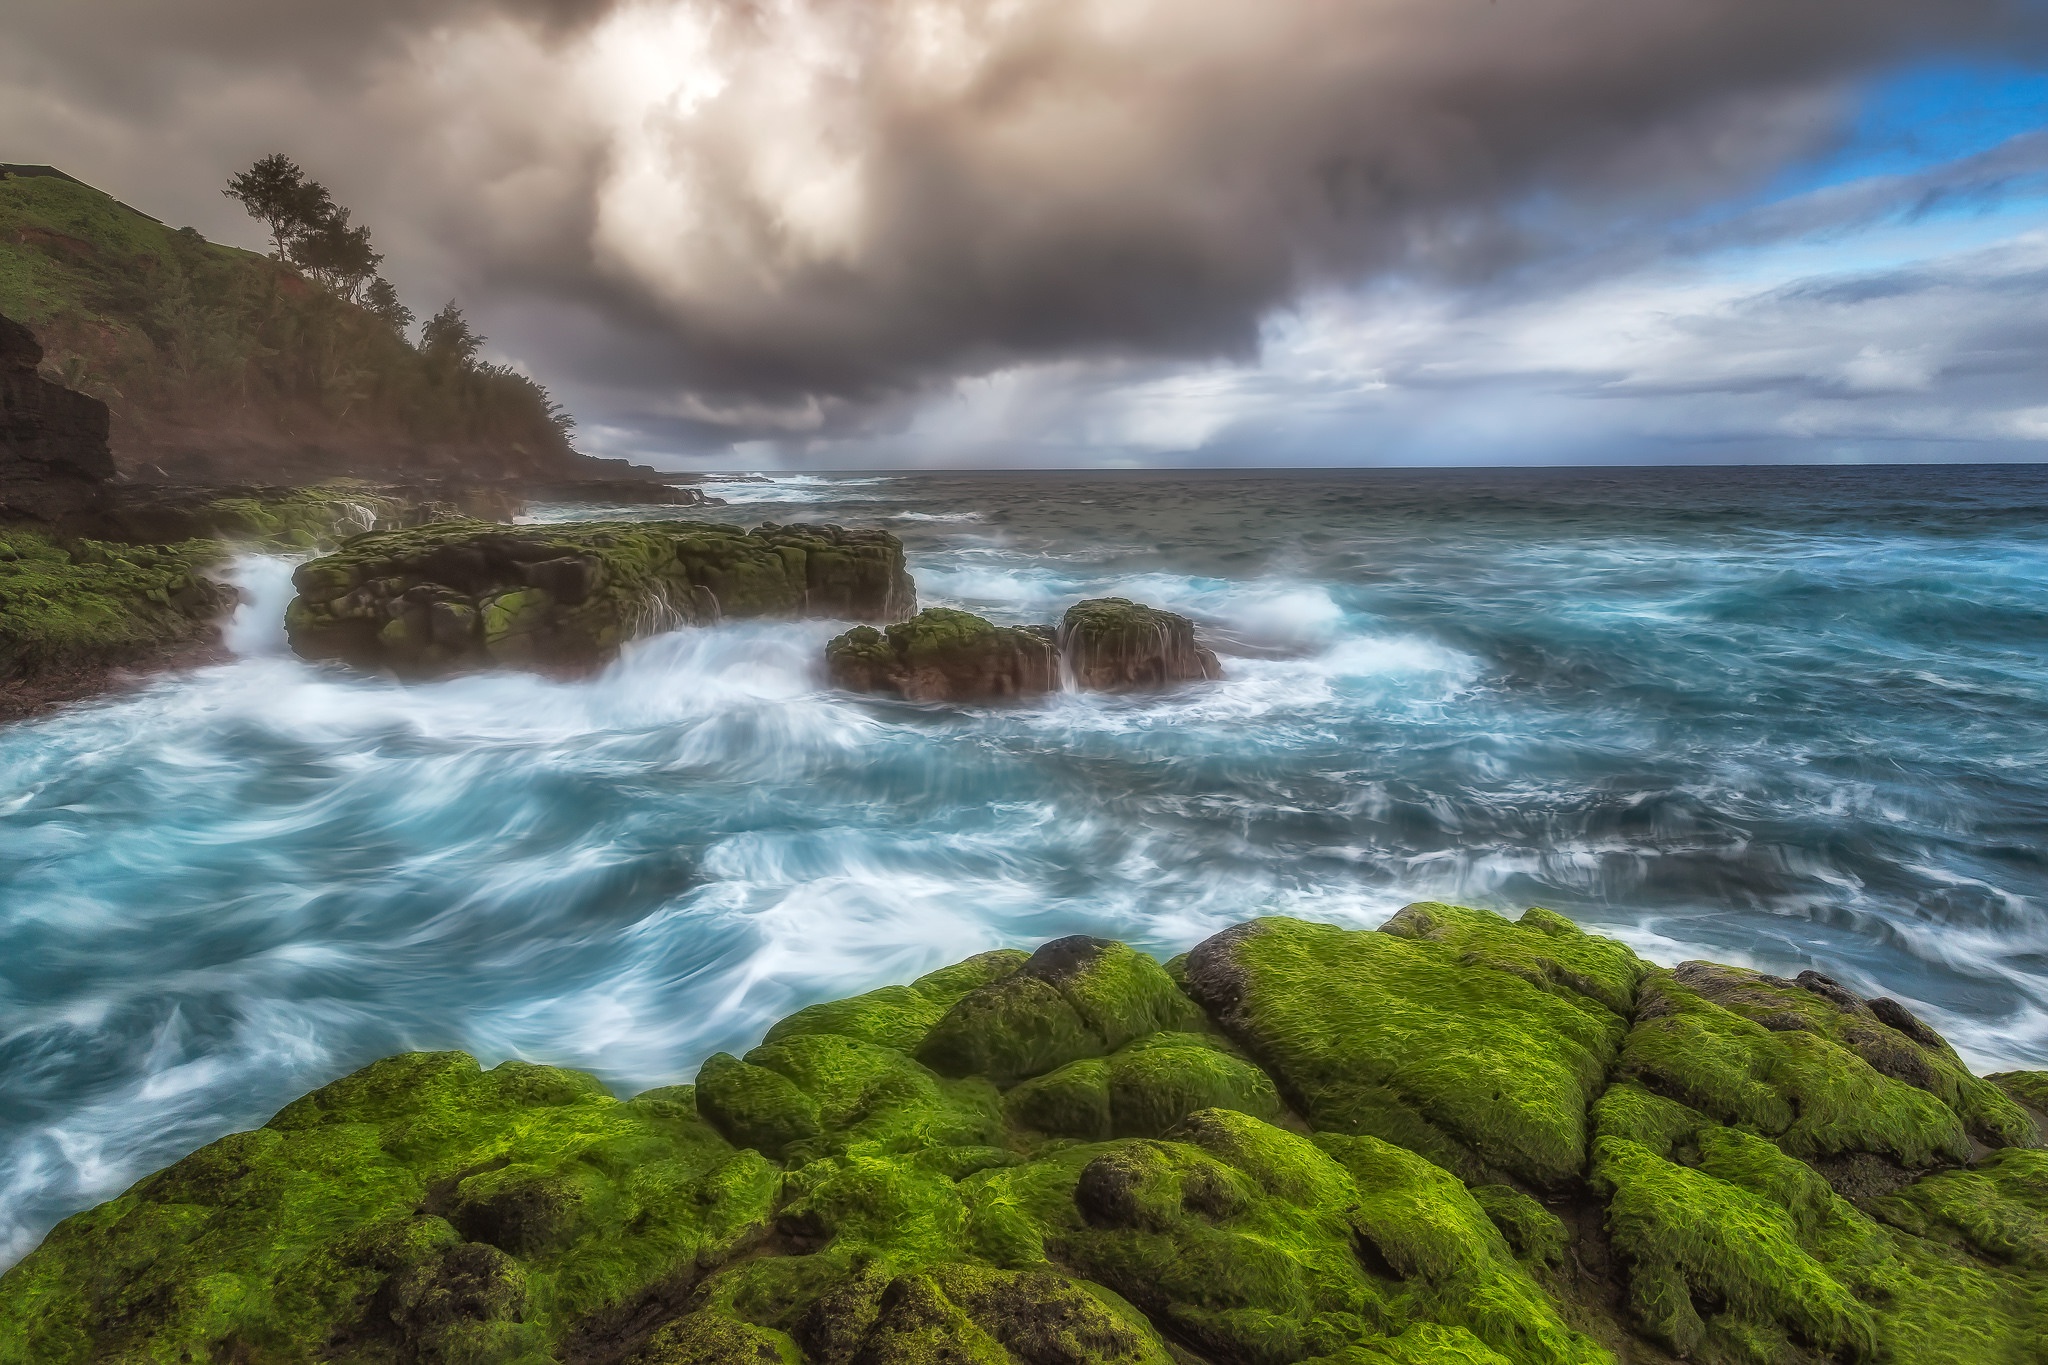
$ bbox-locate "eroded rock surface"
[825,607,1059,702]
[0,312,113,526]
[4,907,2045,1365]
[827,600,1223,702]
[1059,597,1221,692]
[286,519,917,677]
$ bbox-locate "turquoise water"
[4,465,2048,1264]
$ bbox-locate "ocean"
[3,464,2047,1265]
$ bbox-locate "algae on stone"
[826,607,1058,703]
[1181,912,1632,1189]
[287,518,916,677]
[1056,597,1221,692]
[6,906,2048,1365]
[0,525,232,686]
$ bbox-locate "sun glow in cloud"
[3,0,2046,464]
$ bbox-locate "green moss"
[0,526,230,683]
[632,1309,803,1363]
[288,519,914,675]
[1873,1149,2048,1270]
[1468,1187,1566,1268]
[10,913,2048,1365]
[1593,1133,1878,1359]
[1183,913,1629,1188]
[1617,971,1972,1169]
[1005,1032,1283,1140]
[917,937,1206,1088]
[0,1051,776,1365]
[695,1053,826,1161]
[763,950,1029,1053]
[1661,960,2039,1149]
[1991,1069,2048,1121]
[1378,903,1647,1019]
[1056,597,1220,691]
[825,607,1059,702]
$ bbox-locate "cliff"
[1,905,2042,1364]
[0,166,579,484]
[0,311,113,524]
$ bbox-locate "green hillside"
[0,166,574,477]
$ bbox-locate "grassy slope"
[0,170,572,473]
[2,908,2044,1364]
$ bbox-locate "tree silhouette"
[223,154,313,259]
[294,207,381,302]
[421,302,484,371]
[362,278,413,336]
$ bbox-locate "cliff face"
[0,312,113,523]
[0,168,579,484]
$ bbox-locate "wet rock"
[1057,597,1220,691]
[8,907,2048,1365]
[825,598,1225,702]
[286,518,916,677]
[0,312,113,526]
[825,607,1058,703]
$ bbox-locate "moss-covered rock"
[6,908,2048,1365]
[826,607,1059,703]
[1,481,516,716]
[0,525,237,717]
[1057,597,1221,692]
[1182,912,1633,1190]
[287,518,917,676]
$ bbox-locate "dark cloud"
[3,0,2043,448]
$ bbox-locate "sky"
[4,0,2048,469]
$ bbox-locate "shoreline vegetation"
[0,162,722,719]
[0,160,575,483]
[1,905,2043,1364]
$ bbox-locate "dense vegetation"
[2,904,2044,1363]
[0,164,574,471]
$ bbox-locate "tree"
[420,301,484,372]
[362,277,414,336]
[294,207,381,301]
[223,154,312,259]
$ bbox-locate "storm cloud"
[2,0,2042,450]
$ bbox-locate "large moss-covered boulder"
[826,607,1058,702]
[6,907,2047,1365]
[286,518,916,677]
[1058,597,1221,692]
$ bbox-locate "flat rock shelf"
[286,520,918,677]
[3,904,2044,1364]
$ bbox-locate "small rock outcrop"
[826,599,1224,703]
[6,905,2045,1364]
[0,312,114,525]
[825,607,1058,702]
[285,519,916,677]
[1059,597,1222,691]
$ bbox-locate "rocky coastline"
[1,903,2042,1364]
[0,304,738,719]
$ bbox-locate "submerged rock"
[5,906,2045,1365]
[1059,597,1222,691]
[286,518,916,677]
[825,607,1058,702]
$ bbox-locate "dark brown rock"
[1057,597,1220,692]
[0,312,114,525]
[826,608,1058,703]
